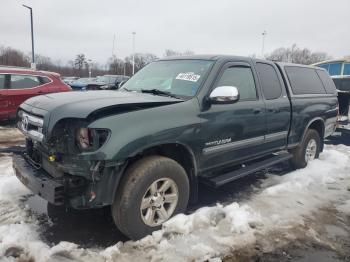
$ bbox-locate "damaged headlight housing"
[76,128,110,151]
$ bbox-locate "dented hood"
[20,90,182,134]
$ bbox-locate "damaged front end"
[12,90,182,209]
[14,110,124,209]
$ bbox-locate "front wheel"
[290,129,321,169]
[112,156,189,240]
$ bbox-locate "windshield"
[122,59,214,98]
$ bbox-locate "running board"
[200,152,292,188]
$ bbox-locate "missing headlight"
[76,128,110,151]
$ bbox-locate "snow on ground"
[0,128,24,147]
[0,145,349,261]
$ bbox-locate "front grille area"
[17,110,44,142]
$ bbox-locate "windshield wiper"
[141,89,181,99]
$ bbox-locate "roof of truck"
[158,55,323,69]
[275,62,320,68]
[158,54,252,61]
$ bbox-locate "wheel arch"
[302,117,325,152]
[113,142,199,204]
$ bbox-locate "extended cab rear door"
[255,61,291,150]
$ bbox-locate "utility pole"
[88,59,92,77]
[112,34,116,57]
[112,34,117,74]
[23,5,35,69]
[132,32,136,75]
[261,30,267,59]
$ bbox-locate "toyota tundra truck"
[12,55,338,240]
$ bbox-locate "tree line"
[0,46,197,77]
[265,44,333,64]
[1,44,346,77]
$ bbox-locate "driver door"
[199,62,267,172]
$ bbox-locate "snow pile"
[337,199,350,215]
[0,145,349,261]
[0,157,47,261]
[0,128,24,145]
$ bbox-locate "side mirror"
[209,86,239,104]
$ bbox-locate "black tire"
[112,155,190,240]
[290,129,321,169]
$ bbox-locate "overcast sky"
[1,0,349,65]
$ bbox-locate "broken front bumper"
[12,153,124,209]
[12,154,65,205]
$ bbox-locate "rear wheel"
[290,129,321,169]
[112,156,189,240]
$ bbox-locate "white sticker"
[176,72,201,82]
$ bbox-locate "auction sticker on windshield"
[176,72,201,82]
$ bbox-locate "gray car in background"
[90,75,130,90]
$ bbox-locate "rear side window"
[216,66,257,101]
[40,76,51,84]
[285,66,326,95]
[0,75,5,89]
[10,74,40,89]
[316,70,337,94]
[256,63,282,100]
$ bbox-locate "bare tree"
[266,44,331,64]
[0,45,194,77]
[164,49,194,57]
[124,53,158,75]
[35,54,54,71]
[74,54,88,76]
[164,49,181,57]
[182,50,195,56]
[0,46,30,67]
[108,55,125,75]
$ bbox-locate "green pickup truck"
[13,55,338,239]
